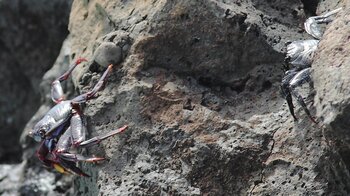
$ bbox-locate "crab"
[281,8,342,123]
[28,58,127,177]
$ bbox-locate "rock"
[0,163,25,195]
[314,6,350,126]
[313,6,350,194]
[317,0,346,14]
[66,0,335,195]
[93,42,122,68]
[91,31,133,71]
[2,0,350,195]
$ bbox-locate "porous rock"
[93,42,122,68]
[313,6,350,194]
[66,0,350,195]
[3,0,350,195]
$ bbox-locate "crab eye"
[39,129,46,138]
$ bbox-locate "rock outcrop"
[1,0,350,195]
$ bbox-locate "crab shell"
[286,39,319,67]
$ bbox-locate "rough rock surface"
[313,4,350,194]
[2,0,350,195]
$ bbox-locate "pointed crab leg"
[289,68,318,124]
[51,58,87,103]
[71,64,114,104]
[78,125,128,148]
[58,153,105,163]
[281,69,299,121]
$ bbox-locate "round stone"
[93,42,122,68]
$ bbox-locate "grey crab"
[281,8,342,123]
[28,58,127,176]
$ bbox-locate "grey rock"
[2,0,350,195]
[92,31,133,70]
[0,163,25,195]
[93,42,122,68]
[313,6,350,195]
[61,0,350,195]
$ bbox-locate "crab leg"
[51,58,87,103]
[316,7,342,22]
[55,111,85,152]
[56,124,127,157]
[305,8,342,39]
[281,69,298,121]
[78,125,128,148]
[58,153,105,163]
[55,126,72,153]
[71,64,114,104]
[289,68,317,123]
[70,111,85,145]
[53,125,127,177]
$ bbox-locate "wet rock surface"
[1,0,350,195]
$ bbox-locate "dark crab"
[28,58,127,177]
[281,8,342,123]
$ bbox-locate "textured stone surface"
[313,6,350,195]
[2,0,350,195]
[66,0,350,195]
